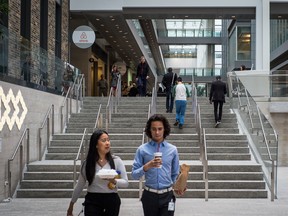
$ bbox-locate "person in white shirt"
[67,130,128,216]
[172,77,190,129]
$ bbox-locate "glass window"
[237,26,251,60]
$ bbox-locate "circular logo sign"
[115,62,127,75]
[72,25,96,49]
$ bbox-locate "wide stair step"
[16,96,268,199]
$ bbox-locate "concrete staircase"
[16,96,268,198]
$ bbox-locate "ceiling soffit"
[139,19,165,74]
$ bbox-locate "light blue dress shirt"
[131,140,180,190]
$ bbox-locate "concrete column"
[256,0,270,71]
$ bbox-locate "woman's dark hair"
[85,129,115,185]
[145,114,171,139]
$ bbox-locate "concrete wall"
[0,81,75,201]
[257,102,288,167]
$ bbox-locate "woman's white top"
[71,156,128,203]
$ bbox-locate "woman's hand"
[67,209,73,216]
[67,202,74,216]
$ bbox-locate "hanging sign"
[72,25,96,49]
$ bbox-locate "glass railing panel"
[271,70,288,97]
[0,24,80,95]
[228,73,278,196]
[157,28,222,38]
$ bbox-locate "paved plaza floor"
[0,167,287,216]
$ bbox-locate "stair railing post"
[271,160,275,201]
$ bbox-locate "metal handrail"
[139,128,146,200]
[196,104,202,152]
[106,87,114,131]
[60,85,73,133]
[115,74,122,110]
[202,128,208,201]
[191,83,197,117]
[105,76,122,131]
[256,106,275,201]
[94,104,102,130]
[139,104,152,199]
[76,74,85,113]
[73,128,88,187]
[196,104,208,201]
[227,73,277,201]
[150,87,156,115]
[38,104,54,160]
[243,88,254,131]
[60,74,84,132]
[7,128,30,199]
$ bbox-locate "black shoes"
[174,121,179,126]
[179,124,183,129]
[215,121,221,128]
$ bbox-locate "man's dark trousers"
[213,100,224,122]
[165,87,174,112]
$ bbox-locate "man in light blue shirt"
[132,114,183,216]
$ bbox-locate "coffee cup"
[154,152,162,168]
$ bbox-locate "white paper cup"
[154,152,162,168]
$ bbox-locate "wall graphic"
[0,87,27,131]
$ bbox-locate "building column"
[256,0,270,71]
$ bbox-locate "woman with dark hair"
[111,65,120,96]
[67,130,128,216]
[132,114,183,216]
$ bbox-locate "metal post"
[52,105,55,135]
[8,160,11,198]
[47,119,50,148]
[20,145,23,182]
[27,129,30,165]
[271,160,275,201]
[38,128,42,160]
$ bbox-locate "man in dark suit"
[136,56,150,96]
[162,67,177,113]
[209,76,227,128]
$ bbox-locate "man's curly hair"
[145,114,171,139]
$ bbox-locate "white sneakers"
[215,121,221,128]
